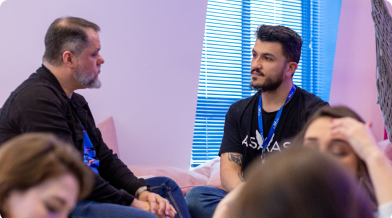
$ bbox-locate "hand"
[137,191,177,218]
[330,117,381,161]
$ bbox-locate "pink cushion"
[192,157,223,189]
[128,165,209,195]
[206,161,223,189]
[192,157,221,178]
[96,117,120,158]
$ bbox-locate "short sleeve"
[219,103,243,155]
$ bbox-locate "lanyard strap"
[258,84,296,151]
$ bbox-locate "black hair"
[255,25,302,63]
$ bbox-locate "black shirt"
[0,65,147,205]
[219,86,329,173]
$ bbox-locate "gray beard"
[73,68,101,89]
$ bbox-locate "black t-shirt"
[219,86,329,173]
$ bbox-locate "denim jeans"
[70,177,191,218]
[185,186,228,218]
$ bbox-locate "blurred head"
[294,106,377,209]
[250,25,302,91]
[231,147,373,218]
[0,133,94,218]
[43,17,104,89]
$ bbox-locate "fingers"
[147,193,177,217]
[330,117,365,135]
[157,197,166,216]
[147,194,157,214]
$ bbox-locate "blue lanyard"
[258,84,296,153]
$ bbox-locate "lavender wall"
[0,0,207,169]
[330,0,392,141]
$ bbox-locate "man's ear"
[62,51,76,69]
[285,62,298,77]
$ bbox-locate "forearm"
[220,152,244,192]
[221,169,244,192]
[365,150,392,205]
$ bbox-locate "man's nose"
[99,54,105,64]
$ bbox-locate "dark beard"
[249,68,284,92]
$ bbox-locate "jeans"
[185,186,228,218]
[70,177,191,218]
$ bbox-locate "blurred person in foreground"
[213,146,374,218]
[214,106,392,218]
[0,133,93,218]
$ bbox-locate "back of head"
[43,16,100,66]
[0,133,94,216]
[231,146,373,218]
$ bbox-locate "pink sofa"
[97,117,223,195]
[97,116,392,196]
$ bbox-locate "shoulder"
[229,92,259,114]
[296,86,329,108]
[12,75,65,107]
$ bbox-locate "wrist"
[138,190,151,201]
[136,186,152,200]
[363,148,385,162]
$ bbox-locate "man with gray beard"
[0,17,191,218]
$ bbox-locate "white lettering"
[270,141,281,152]
[256,130,263,150]
[283,142,291,148]
[242,135,248,147]
[250,137,258,149]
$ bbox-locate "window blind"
[191,0,341,168]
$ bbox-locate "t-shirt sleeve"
[219,103,243,155]
[305,97,330,121]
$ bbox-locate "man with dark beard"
[186,25,329,218]
[0,17,192,218]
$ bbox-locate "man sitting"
[186,24,329,218]
[0,16,191,218]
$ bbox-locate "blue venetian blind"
[191,0,341,168]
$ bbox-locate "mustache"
[251,68,265,76]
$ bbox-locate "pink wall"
[330,0,392,141]
[0,0,207,169]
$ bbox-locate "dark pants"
[71,177,191,218]
[185,186,228,218]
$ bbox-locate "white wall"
[330,0,392,141]
[0,0,208,169]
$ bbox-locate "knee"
[153,176,179,189]
[185,186,205,205]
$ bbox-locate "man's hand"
[131,190,177,218]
